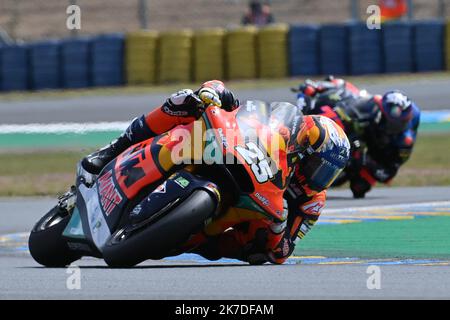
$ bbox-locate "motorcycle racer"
[294,76,421,198]
[81,80,350,264]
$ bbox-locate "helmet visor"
[301,153,343,192]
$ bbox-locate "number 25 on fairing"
[236,142,275,183]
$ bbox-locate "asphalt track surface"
[1,186,450,300]
[0,77,449,124]
[1,79,450,299]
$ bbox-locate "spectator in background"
[242,1,274,26]
[379,0,408,21]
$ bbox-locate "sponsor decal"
[162,105,189,117]
[301,200,324,216]
[131,204,142,215]
[282,238,291,256]
[154,181,167,194]
[174,176,190,189]
[255,192,270,207]
[217,128,228,148]
[98,170,123,215]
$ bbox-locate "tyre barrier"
[226,27,258,79]
[91,34,124,87]
[61,37,91,89]
[446,20,450,70]
[126,31,158,85]
[0,21,448,92]
[258,24,289,78]
[319,24,349,75]
[289,24,320,76]
[158,30,193,83]
[349,22,383,75]
[414,20,445,72]
[29,40,61,90]
[194,28,226,82]
[382,22,414,73]
[0,44,29,91]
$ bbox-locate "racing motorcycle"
[28,101,292,267]
[291,77,369,116]
[291,79,371,188]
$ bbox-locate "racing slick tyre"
[28,206,81,267]
[103,190,217,268]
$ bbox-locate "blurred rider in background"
[293,76,420,198]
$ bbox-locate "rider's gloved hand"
[297,79,318,97]
[244,227,294,265]
[240,229,270,265]
[267,233,295,264]
[163,89,205,118]
[198,87,222,108]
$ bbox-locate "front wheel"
[28,206,81,267]
[103,190,217,268]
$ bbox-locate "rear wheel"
[103,190,217,268]
[28,206,81,267]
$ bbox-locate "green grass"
[392,133,450,186]
[0,132,449,196]
[295,216,450,259]
[0,71,449,102]
[0,150,86,196]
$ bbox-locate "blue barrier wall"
[29,40,61,90]
[289,24,320,75]
[414,20,444,72]
[0,44,29,91]
[0,23,447,92]
[382,22,414,73]
[91,34,124,87]
[349,23,383,75]
[61,37,92,89]
[319,24,349,75]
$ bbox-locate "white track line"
[0,110,448,134]
[0,122,128,134]
[323,201,450,214]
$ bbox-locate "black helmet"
[379,90,413,135]
[220,88,240,112]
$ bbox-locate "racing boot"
[81,134,131,175]
[350,176,371,199]
[81,115,155,175]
